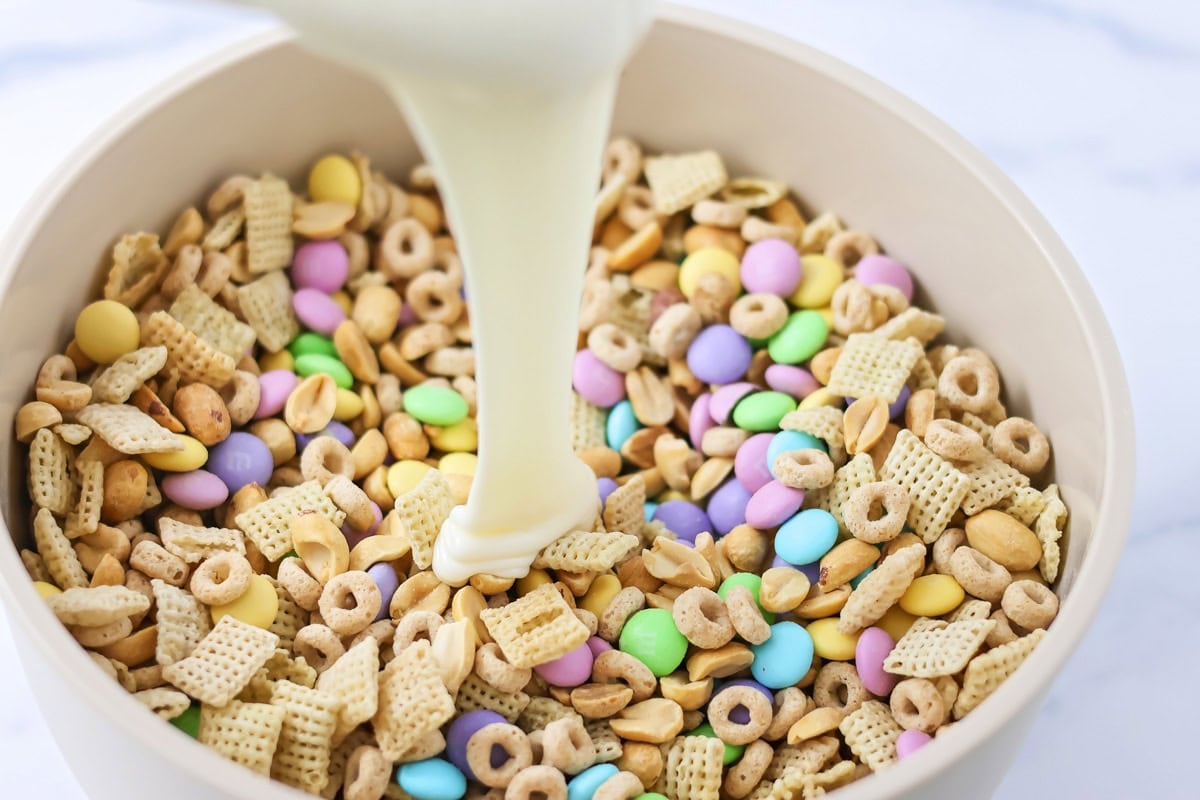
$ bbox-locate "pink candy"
[689,393,715,450]
[765,364,819,400]
[585,636,612,658]
[744,479,805,529]
[161,469,228,511]
[533,640,594,687]
[573,348,625,408]
[740,238,802,296]
[291,240,349,293]
[854,254,914,301]
[896,730,933,759]
[292,288,346,335]
[855,626,898,696]
[735,433,774,492]
[255,370,298,419]
[709,382,756,425]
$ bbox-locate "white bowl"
[0,8,1132,800]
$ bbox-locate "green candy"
[618,608,688,677]
[635,795,670,800]
[732,391,797,432]
[170,705,201,738]
[718,573,775,623]
[689,723,745,765]
[294,353,353,389]
[767,310,828,365]
[403,384,469,426]
[289,332,337,359]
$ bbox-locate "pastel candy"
[765,364,820,400]
[396,757,467,800]
[74,300,139,364]
[367,561,399,622]
[289,331,338,358]
[606,400,640,450]
[734,433,774,492]
[896,729,933,759]
[717,573,772,621]
[744,480,804,529]
[619,609,688,677]
[766,430,827,478]
[534,640,594,687]
[767,310,828,365]
[586,635,613,657]
[292,287,346,335]
[574,349,626,408]
[294,353,354,389]
[404,384,469,426]
[255,370,298,419]
[446,710,506,779]
[652,500,711,542]
[688,721,745,765]
[206,431,273,493]
[740,238,802,297]
[161,469,229,511]
[854,254,914,301]
[855,626,898,696]
[706,478,752,535]
[709,382,756,425]
[687,325,752,385]
[688,393,715,450]
[732,391,797,432]
[750,621,813,689]
[597,477,619,508]
[308,154,361,206]
[679,247,741,299]
[295,420,356,450]
[568,764,620,800]
[775,509,839,566]
[291,240,349,293]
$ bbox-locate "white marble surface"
[0,0,1196,796]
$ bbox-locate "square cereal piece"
[838,544,925,634]
[954,628,1046,718]
[768,759,857,800]
[152,579,212,666]
[644,151,728,215]
[763,737,840,782]
[959,455,1029,516]
[238,270,299,353]
[838,700,901,772]
[235,480,345,562]
[159,517,246,564]
[244,174,295,274]
[946,598,993,623]
[517,697,581,732]
[571,392,608,453]
[76,403,185,455]
[997,484,1046,527]
[28,428,76,515]
[455,672,530,723]
[72,456,104,535]
[906,355,938,393]
[958,411,994,448]
[663,735,724,800]
[585,719,623,763]
[20,549,52,583]
[372,640,455,760]
[162,615,279,707]
[883,617,994,678]
[826,334,923,404]
[105,232,169,307]
[33,507,88,589]
[202,207,245,251]
[879,430,970,543]
[815,453,875,535]
[873,307,945,345]
[262,647,318,689]
[91,346,168,404]
[200,699,286,777]
[533,531,639,573]
[315,637,380,746]
[1035,484,1067,583]
[779,406,845,450]
[394,469,454,571]
[141,311,236,388]
[169,285,257,358]
[602,474,645,536]
[480,584,589,669]
[134,687,192,720]
[267,577,309,653]
[270,680,342,794]
[46,585,150,627]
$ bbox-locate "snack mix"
[15,142,1068,799]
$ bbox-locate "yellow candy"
[790,255,844,309]
[211,573,279,630]
[74,300,140,364]
[259,350,294,373]
[678,247,742,299]
[430,417,478,453]
[141,435,208,472]
[655,489,690,504]
[331,290,353,315]
[815,306,834,328]
[876,604,918,642]
[34,581,62,599]
[439,452,478,477]
[899,574,966,617]
[516,568,553,597]
[308,154,361,206]
[334,388,365,421]
[798,387,842,410]
[580,574,623,618]
[806,617,860,661]
[387,459,432,497]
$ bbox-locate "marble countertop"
[0,0,1195,796]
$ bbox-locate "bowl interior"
[0,12,1127,800]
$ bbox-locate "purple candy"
[367,561,400,622]
[653,500,712,542]
[206,432,273,493]
[764,365,819,400]
[586,636,613,658]
[896,729,933,759]
[855,627,899,697]
[597,477,619,509]
[734,433,774,493]
[534,641,594,687]
[160,469,228,511]
[688,392,715,450]
[447,710,507,779]
[740,238,802,297]
[255,370,298,419]
[771,554,821,583]
[706,479,752,535]
[687,325,752,385]
[573,348,626,408]
[291,240,349,293]
[890,385,911,419]
[296,421,356,450]
[709,382,757,425]
[398,303,417,327]
[855,254,914,301]
[745,480,805,529]
[292,288,346,335]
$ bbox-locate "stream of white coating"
[234,0,657,584]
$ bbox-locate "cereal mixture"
[14,141,1068,799]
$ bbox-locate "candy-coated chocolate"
[740,238,802,297]
[294,353,354,389]
[732,391,796,432]
[618,609,688,677]
[652,500,712,543]
[687,325,752,385]
[706,478,752,535]
[74,300,139,364]
[750,621,813,689]
[679,247,741,299]
[774,509,838,566]
[291,240,350,293]
[606,399,640,450]
[161,469,229,510]
[855,626,898,696]
[396,757,467,800]
[207,431,273,493]
[534,640,594,687]
[404,384,469,426]
[573,349,626,408]
[734,432,774,493]
[744,480,804,529]
[854,254,914,301]
[767,310,828,365]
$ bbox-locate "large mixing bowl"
[0,7,1132,800]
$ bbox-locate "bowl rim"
[0,5,1134,799]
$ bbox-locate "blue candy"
[765,430,826,479]
[605,400,640,451]
[568,764,620,800]
[396,757,467,800]
[643,500,659,522]
[751,621,814,689]
[774,508,838,565]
